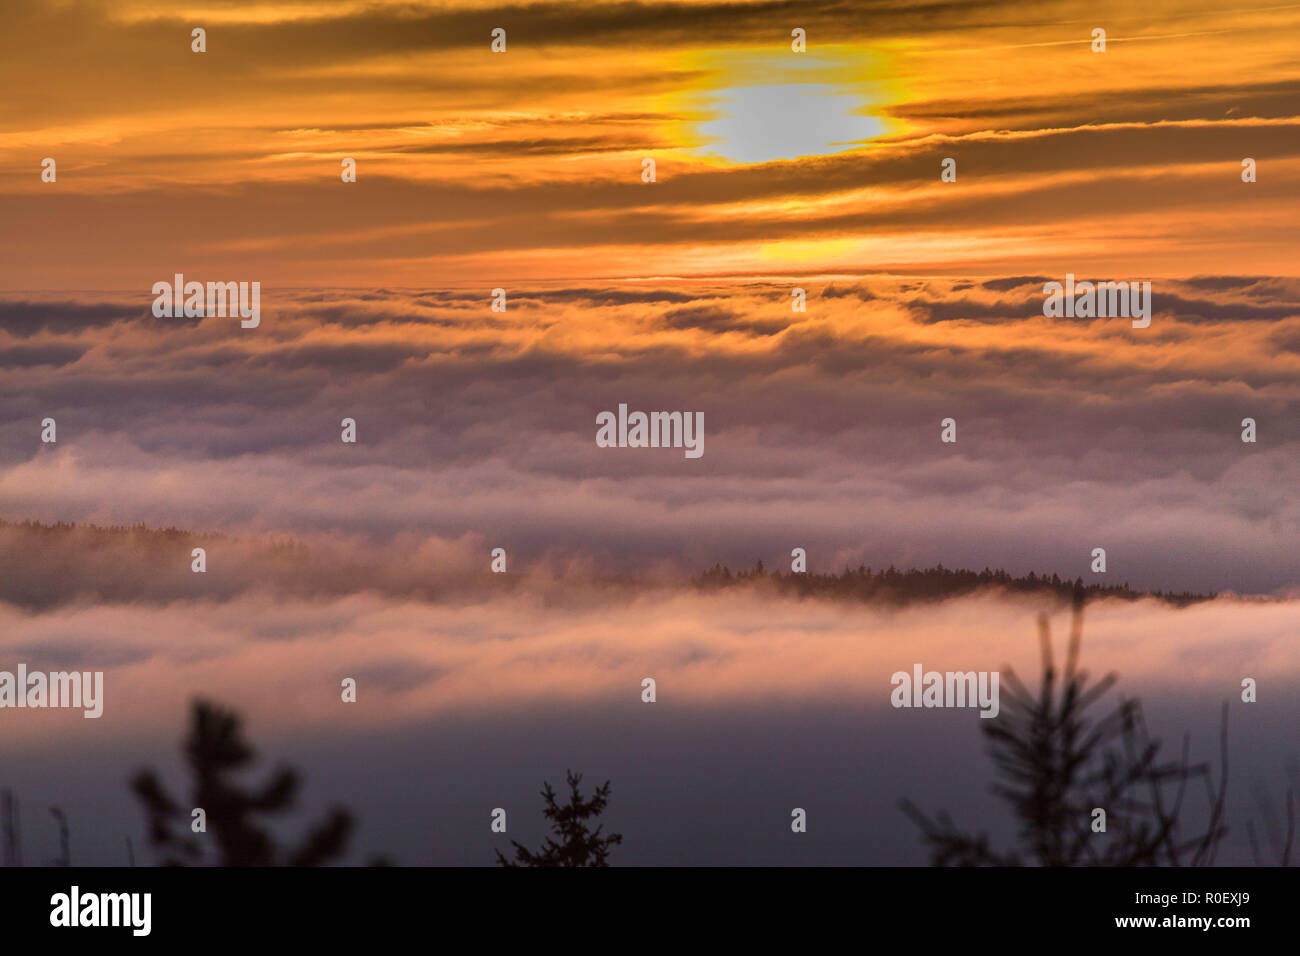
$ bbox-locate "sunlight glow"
[699,84,885,163]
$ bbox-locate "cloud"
[3,2,1298,285]
[2,584,1296,745]
[0,279,1296,594]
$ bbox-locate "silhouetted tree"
[1,789,20,867]
[901,588,1228,865]
[131,699,352,866]
[496,770,623,867]
[48,807,69,866]
[1247,765,1296,866]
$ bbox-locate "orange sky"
[1,0,1298,287]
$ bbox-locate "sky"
[0,1,1296,600]
[0,0,1297,285]
[0,1,1297,866]
[3,585,1296,864]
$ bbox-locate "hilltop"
[696,561,1212,608]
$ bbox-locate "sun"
[700,83,886,163]
[679,46,907,165]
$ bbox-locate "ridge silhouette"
[698,561,1212,607]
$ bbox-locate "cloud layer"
[1,279,1296,594]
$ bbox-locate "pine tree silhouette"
[901,588,1228,865]
[1,789,20,867]
[496,770,623,867]
[130,699,352,866]
[48,807,70,866]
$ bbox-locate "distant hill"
[695,561,1213,608]
[0,517,1218,610]
[0,517,311,609]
